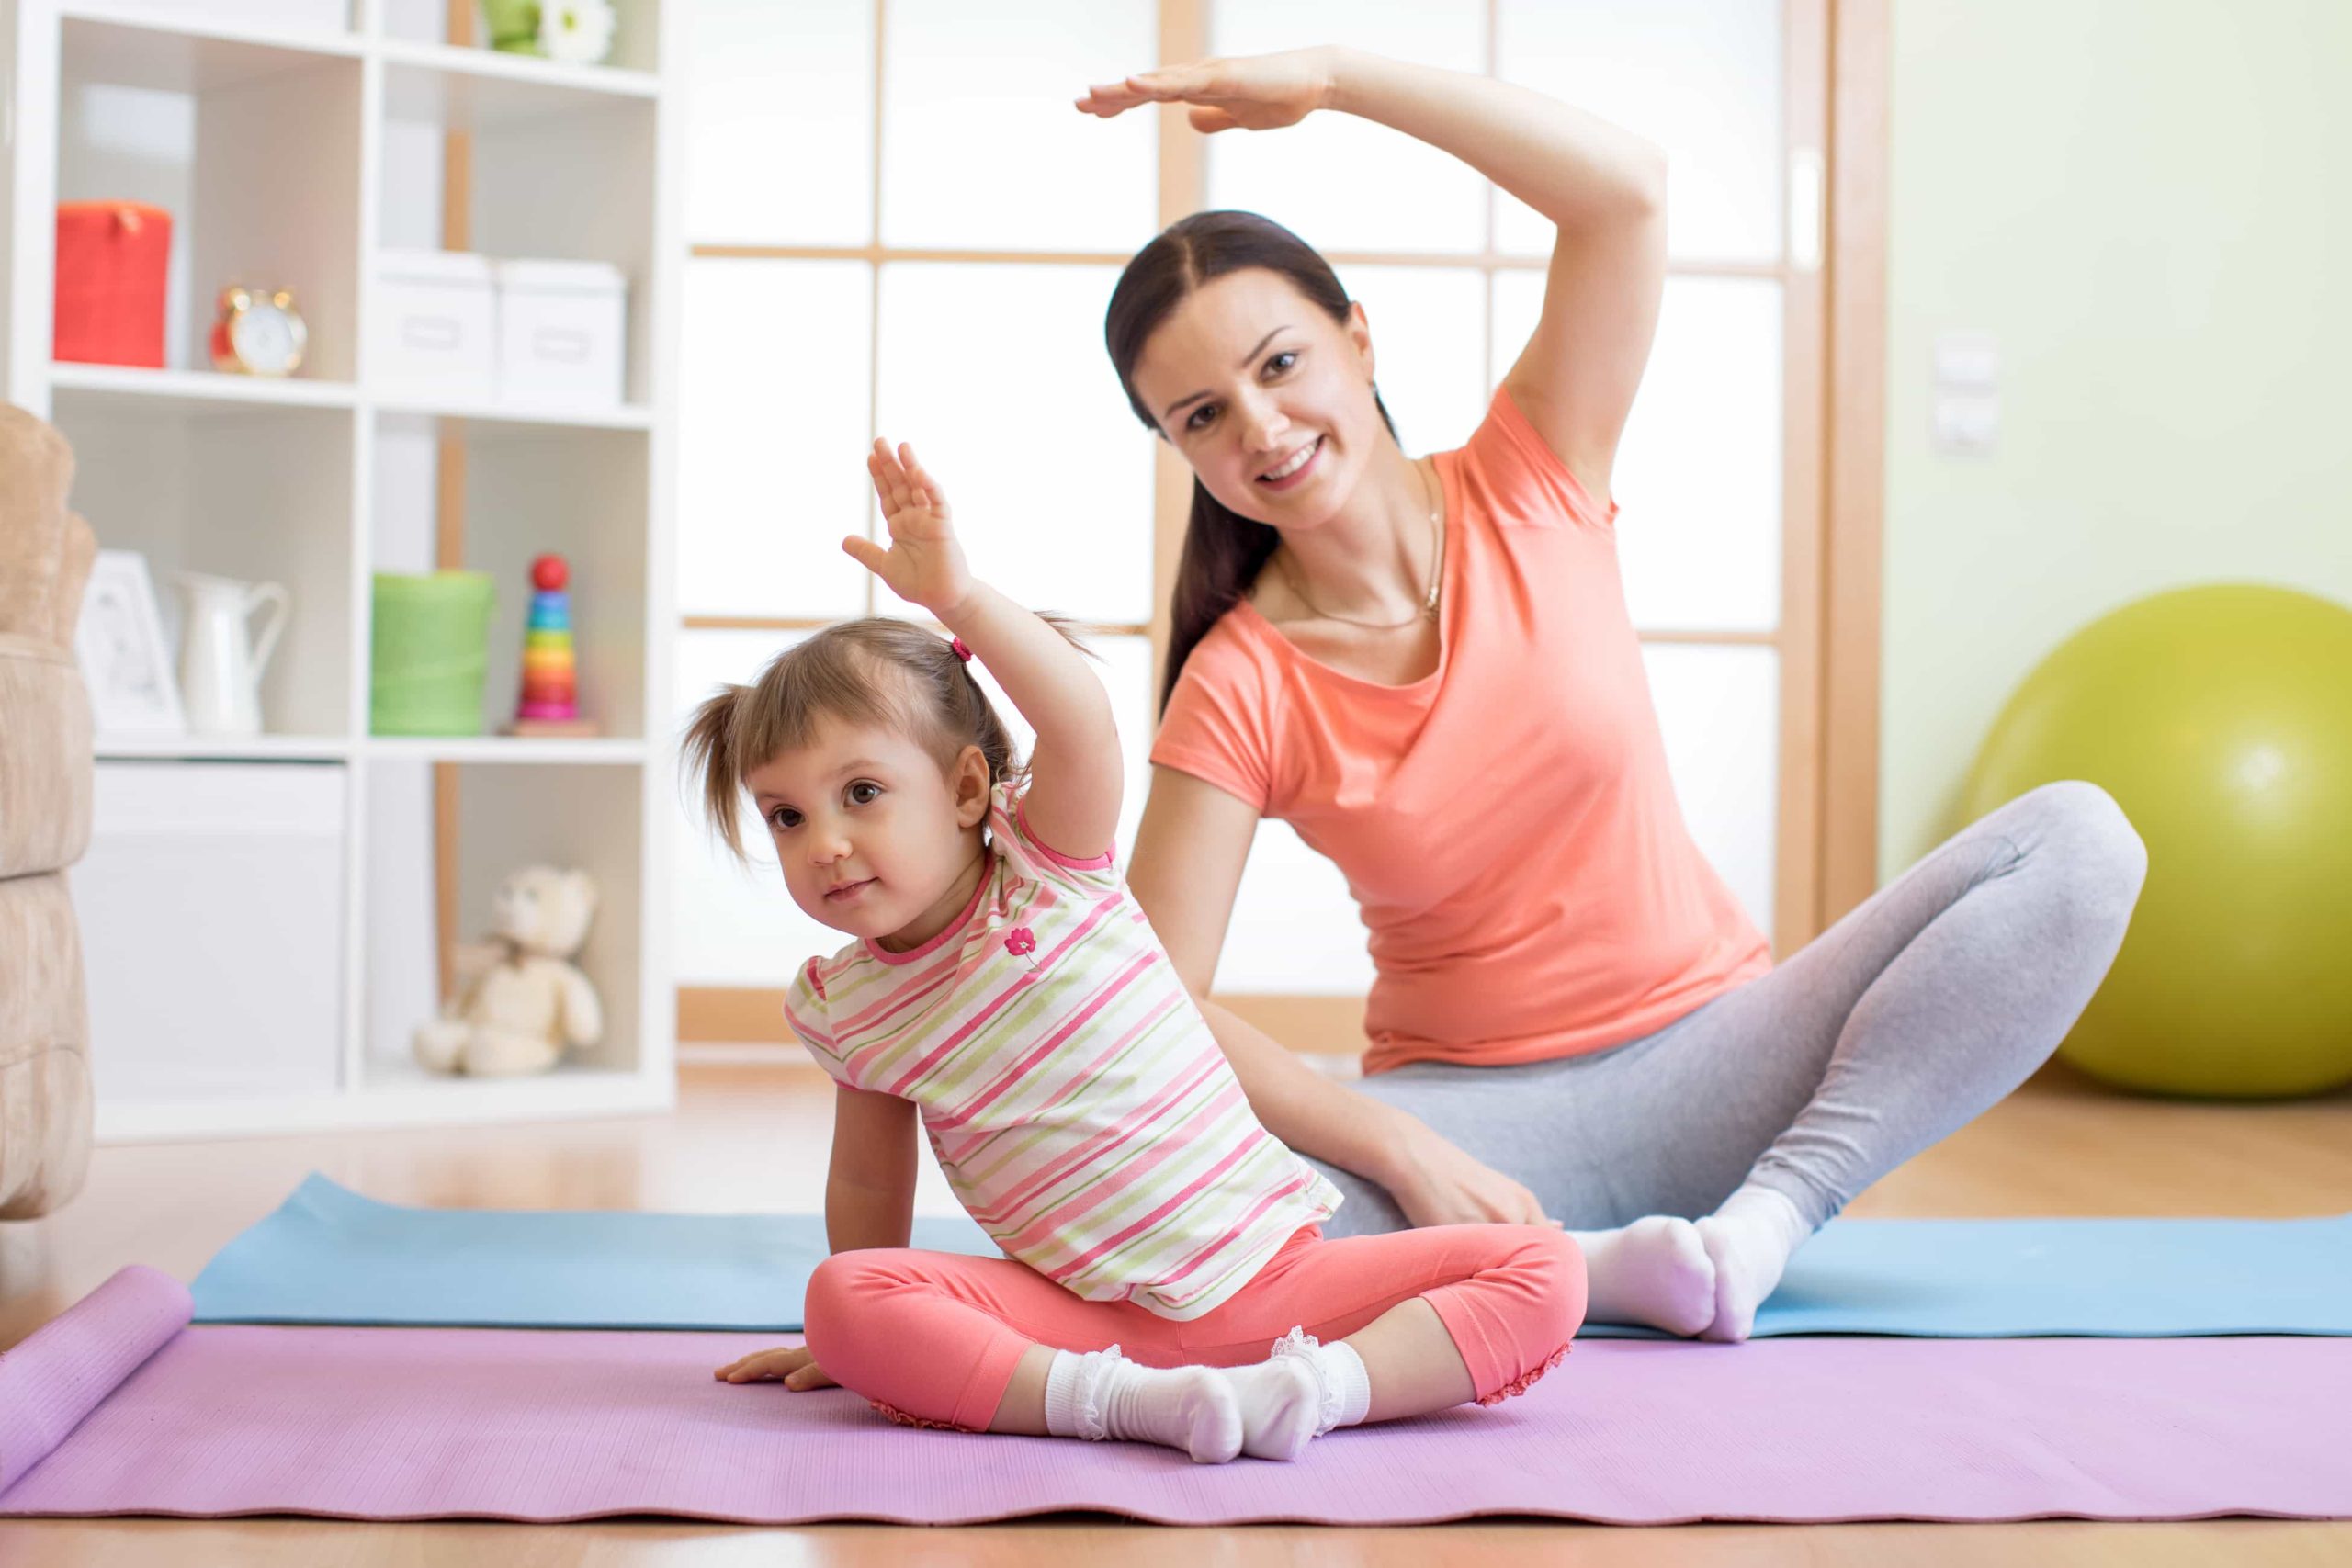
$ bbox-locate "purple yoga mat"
[3,1267,2346,1525]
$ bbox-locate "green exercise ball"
[1959,583,2352,1099]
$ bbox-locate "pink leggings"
[802,1223,1587,1432]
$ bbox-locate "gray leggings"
[1311,781,2150,1236]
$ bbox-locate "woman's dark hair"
[1104,210,1396,713]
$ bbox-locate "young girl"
[687,438,1585,1464]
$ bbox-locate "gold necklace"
[1272,459,1443,631]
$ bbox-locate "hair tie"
[949,637,973,663]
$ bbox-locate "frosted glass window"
[684,0,873,245]
[1643,643,1778,941]
[876,264,1153,626]
[882,0,1157,252]
[1332,265,1488,454]
[1206,0,1486,254]
[1492,270,1781,632]
[678,259,873,621]
[1495,0,1782,264]
[1215,820,1374,995]
[671,629,845,987]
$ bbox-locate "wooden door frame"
[1818,0,1889,925]
[675,0,1888,1052]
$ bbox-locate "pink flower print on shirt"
[1005,926,1037,959]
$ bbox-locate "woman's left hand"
[1075,49,1340,134]
[849,438,975,618]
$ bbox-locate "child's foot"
[1251,1327,1372,1461]
[1693,1185,1812,1344]
[1570,1215,1719,1337]
[1049,1348,1243,1463]
[1216,1354,1322,1462]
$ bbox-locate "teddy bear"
[413,865,603,1077]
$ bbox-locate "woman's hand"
[848,438,975,618]
[714,1345,837,1392]
[1075,48,1342,134]
[1384,1119,1563,1230]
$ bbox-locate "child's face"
[746,714,991,946]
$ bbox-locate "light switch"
[1935,331,2000,389]
[1933,330,1999,456]
[1933,393,2000,456]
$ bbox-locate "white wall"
[1879,0,2352,874]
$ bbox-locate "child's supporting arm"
[826,1082,919,1253]
[851,439,1124,861]
[715,1082,915,1393]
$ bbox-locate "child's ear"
[952,744,991,828]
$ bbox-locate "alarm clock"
[209,287,307,378]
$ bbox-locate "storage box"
[494,258,626,410]
[104,0,349,32]
[372,249,495,403]
[54,203,172,368]
[78,761,347,1103]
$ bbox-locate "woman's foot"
[1693,1185,1812,1343]
[1570,1215,1719,1337]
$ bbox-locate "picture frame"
[75,548,187,736]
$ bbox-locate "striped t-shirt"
[783,778,1342,1321]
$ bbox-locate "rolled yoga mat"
[5,1266,2348,1524]
[189,1174,2352,1339]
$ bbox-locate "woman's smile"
[1256,434,1325,491]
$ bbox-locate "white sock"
[1042,1346,1240,1464]
[1693,1184,1813,1344]
[1215,1353,1321,1461]
[1568,1215,1719,1337]
[1237,1327,1371,1461]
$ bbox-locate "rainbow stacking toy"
[507,553,598,737]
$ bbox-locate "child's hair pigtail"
[682,683,753,863]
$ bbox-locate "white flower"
[539,0,617,66]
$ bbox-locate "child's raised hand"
[848,438,975,617]
[713,1344,837,1392]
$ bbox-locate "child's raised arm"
[848,438,1124,861]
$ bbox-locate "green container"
[481,0,545,54]
[371,571,495,736]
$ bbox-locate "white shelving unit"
[2,0,681,1139]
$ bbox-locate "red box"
[55,202,173,368]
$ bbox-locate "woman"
[1079,47,2148,1341]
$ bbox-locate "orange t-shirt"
[1151,387,1773,1076]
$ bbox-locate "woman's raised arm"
[1081,46,1668,505]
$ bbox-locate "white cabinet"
[4,1,682,1138]
[79,761,346,1103]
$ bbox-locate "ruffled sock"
[1223,1326,1371,1461]
[1041,1345,1241,1464]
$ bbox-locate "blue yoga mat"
[190,1174,2352,1338]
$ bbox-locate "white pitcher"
[175,571,289,736]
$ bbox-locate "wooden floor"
[3,1058,2348,1566]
